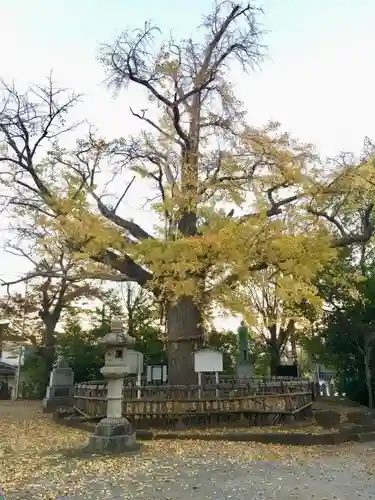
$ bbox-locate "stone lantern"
[87,319,140,453]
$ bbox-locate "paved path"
[5,443,375,499]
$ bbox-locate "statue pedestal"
[236,361,253,381]
[43,362,74,413]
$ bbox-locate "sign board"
[146,364,167,383]
[194,349,223,373]
[126,350,144,374]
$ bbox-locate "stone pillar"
[86,319,141,454]
[43,356,74,413]
[107,378,123,419]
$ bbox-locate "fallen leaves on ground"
[153,424,340,435]
[0,401,374,499]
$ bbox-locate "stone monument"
[43,356,74,412]
[86,319,141,454]
[236,321,253,380]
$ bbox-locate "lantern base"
[86,417,140,454]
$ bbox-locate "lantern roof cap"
[99,319,135,347]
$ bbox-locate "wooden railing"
[120,374,309,388]
[75,378,311,397]
[73,379,313,423]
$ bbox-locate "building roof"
[0,360,16,376]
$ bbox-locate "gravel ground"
[5,443,375,500]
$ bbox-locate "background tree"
[91,288,124,330]
[120,283,166,364]
[304,244,375,407]
[240,269,305,374]
[57,309,105,384]
[120,283,162,336]
[0,276,101,397]
[0,221,106,396]
[0,290,41,351]
[90,283,167,364]
[0,3,374,385]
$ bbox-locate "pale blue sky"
[0,0,374,320]
[2,0,373,59]
[1,0,373,154]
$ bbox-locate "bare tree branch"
[0,271,131,287]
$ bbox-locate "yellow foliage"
[29,122,375,321]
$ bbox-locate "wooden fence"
[76,377,310,396]
[73,378,313,427]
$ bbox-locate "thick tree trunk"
[166,296,204,385]
[269,344,281,376]
[35,343,56,399]
[42,344,56,373]
[290,335,298,363]
[40,320,58,375]
[268,324,281,376]
[165,104,203,385]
